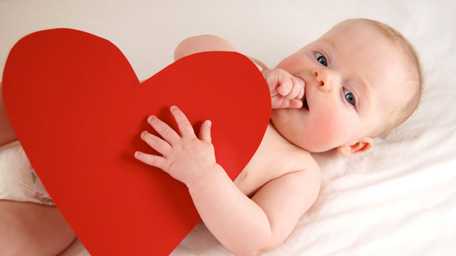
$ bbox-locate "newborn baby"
[0,18,422,255]
[156,18,422,255]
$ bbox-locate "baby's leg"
[1,81,76,254]
[0,200,76,255]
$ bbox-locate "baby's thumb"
[200,120,212,143]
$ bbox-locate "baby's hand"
[134,105,217,188]
[263,68,305,109]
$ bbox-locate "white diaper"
[0,140,54,205]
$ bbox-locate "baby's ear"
[337,137,374,156]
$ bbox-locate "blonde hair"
[338,18,423,139]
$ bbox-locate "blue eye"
[314,52,328,67]
[343,88,357,107]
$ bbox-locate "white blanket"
[1,1,455,255]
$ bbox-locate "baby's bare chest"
[233,123,314,197]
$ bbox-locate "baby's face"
[270,21,410,153]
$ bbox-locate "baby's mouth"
[295,74,309,112]
[302,94,309,111]
[301,82,310,111]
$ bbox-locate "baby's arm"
[173,37,321,254]
[188,163,321,255]
[174,34,269,72]
[174,36,308,112]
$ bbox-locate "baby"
[0,18,422,255]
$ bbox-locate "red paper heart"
[2,29,270,255]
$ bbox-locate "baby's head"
[270,18,423,155]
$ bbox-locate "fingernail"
[148,116,156,122]
[170,105,177,111]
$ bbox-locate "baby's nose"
[313,71,331,92]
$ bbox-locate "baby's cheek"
[318,112,352,147]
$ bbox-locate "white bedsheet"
[1,1,455,255]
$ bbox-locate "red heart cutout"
[2,29,271,255]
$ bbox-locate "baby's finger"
[134,151,168,171]
[277,77,293,97]
[273,97,302,109]
[273,96,291,109]
[287,84,301,100]
[199,120,212,143]
[288,76,304,100]
[170,105,196,139]
[297,78,305,99]
[289,99,303,109]
[280,98,293,108]
[297,84,304,99]
[271,96,285,109]
[147,116,181,146]
[140,131,172,156]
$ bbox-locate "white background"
[1,1,455,255]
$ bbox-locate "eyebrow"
[321,38,338,52]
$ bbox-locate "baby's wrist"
[185,163,225,190]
